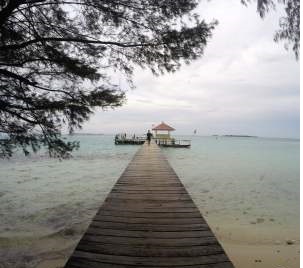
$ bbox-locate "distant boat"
[70,133,104,136]
[223,135,258,138]
[193,129,197,135]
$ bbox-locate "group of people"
[114,133,127,140]
[115,131,153,144]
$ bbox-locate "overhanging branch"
[0,37,162,50]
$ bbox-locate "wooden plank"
[101,200,198,208]
[84,228,213,238]
[97,211,202,218]
[71,251,230,266]
[64,141,235,268]
[92,215,205,225]
[67,258,234,268]
[81,234,218,247]
[89,222,210,232]
[97,206,200,213]
[76,242,224,257]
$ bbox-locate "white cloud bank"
[81,0,299,138]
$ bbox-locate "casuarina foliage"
[0,0,216,157]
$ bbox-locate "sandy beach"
[1,218,298,268]
[1,194,299,268]
[208,217,299,268]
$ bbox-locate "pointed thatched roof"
[152,122,175,131]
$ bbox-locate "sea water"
[0,135,299,268]
[164,136,299,227]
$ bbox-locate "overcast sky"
[81,0,300,138]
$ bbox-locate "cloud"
[81,0,299,138]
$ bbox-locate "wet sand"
[0,202,299,268]
[0,214,298,268]
[35,239,300,268]
[226,243,299,268]
[207,216,300,268]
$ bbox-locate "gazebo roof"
[152,122,175,131]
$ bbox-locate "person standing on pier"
[146,130,153,145]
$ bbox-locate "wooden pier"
[64,141,234,268]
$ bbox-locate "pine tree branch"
[0,37,162,50]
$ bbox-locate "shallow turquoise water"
[163,136,299,229]
[0,135,138,267]
[0,135,299,267]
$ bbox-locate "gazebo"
[152,122,175,140]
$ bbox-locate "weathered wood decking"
[64,141,235,268]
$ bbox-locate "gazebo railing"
[155,138,191,147]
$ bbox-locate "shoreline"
[1,207,299,268]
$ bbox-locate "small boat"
[155,139,191,148]
[161,143,190,148]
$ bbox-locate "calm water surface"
[164,136,299,228]
[0,135,299,268]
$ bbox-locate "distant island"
[70,133,104,136]
[212,135,258,138]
